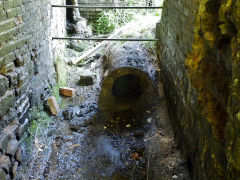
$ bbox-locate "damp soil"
[20,16,190,179]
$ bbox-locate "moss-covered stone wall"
[157,0,240,179]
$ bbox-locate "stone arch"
[98,67,157,114]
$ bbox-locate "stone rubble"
[59,87,75,97]
[47,96,60,116]
[78,75,94,86]
[0,123,21,179]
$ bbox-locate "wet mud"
[20,42,190,180]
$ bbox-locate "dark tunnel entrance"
[112,74,143,104]
[98,67,157,116]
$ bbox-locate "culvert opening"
[98,67,158,117]
[112,74,143,104]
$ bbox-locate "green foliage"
[52,84,61,102]
[92,13,115,34]
[154,12,161,16]
[92,10,134,34]
[91,0,162,35]
[27,111,52,140]
[21,108,53,153]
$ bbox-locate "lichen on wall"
[157,0,240,179]
[185,0,231,140]
[218,0,240,178]
[186,0,240,178]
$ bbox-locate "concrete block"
[47,96,60,115]
[0,90,15,117]
[20,118,29,135]
[6,139,19,157]
[3,125,19,138]
[12,161,18,179]
[0,47,7,57]
[0,74,8,97]
[0,168,6,180]
[0,133,10,153]
[6,72,18,88]
[15,147,22,163]
[0,155,11,173]
[1,108,18,126]
[59,87,75,97]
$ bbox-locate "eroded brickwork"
[157,0,240,179]
[0,0,65,179]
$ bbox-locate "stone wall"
[78,0,125,20]
[157,0,240,179]
[0,0,66,179]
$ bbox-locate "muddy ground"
[19,9,190,179]
[19,40,190,180]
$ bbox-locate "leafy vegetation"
[52,84,62,102]
[21,105,53,153]
[91,10,134,34]
[91,0,160,35]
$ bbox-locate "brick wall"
[0,0,65,179]
[157,0,220,179]
[157,0,240,179]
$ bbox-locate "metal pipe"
[52,5,163,9]
[52,37,159,41]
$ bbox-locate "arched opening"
[98,67,157,115]
[112,74,143,104]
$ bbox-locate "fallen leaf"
[147,117,152,123]
[72,144,80,148]
[130,152,139,159]
[126,124,131,128]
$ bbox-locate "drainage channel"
[20,42,190,180]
